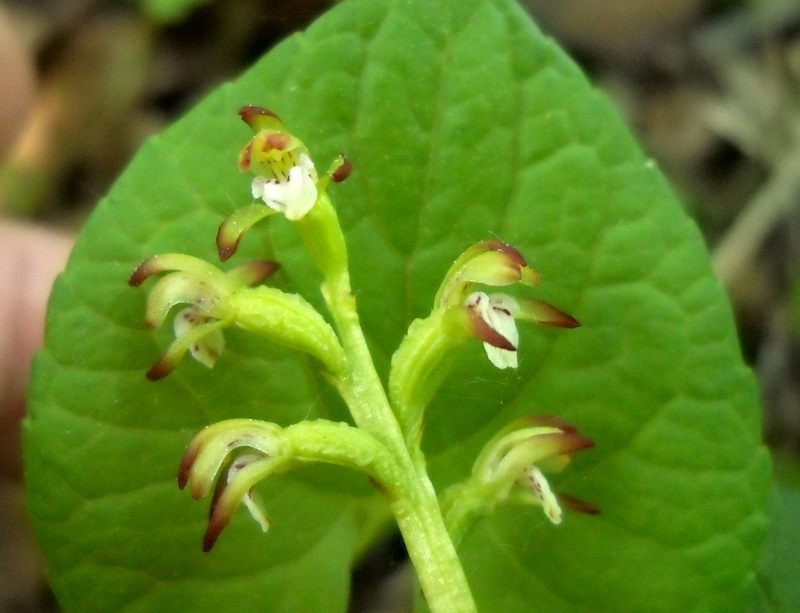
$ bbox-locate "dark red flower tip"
[331,155,352,183]
[245,260,280,285]
[538,307,580,329]
[556,313,580,329]
[202,473,239,551]
[467,308,516,350]
[558,492,600,516]
[238,106,280,128]
[146,357,173,381]
[481,240,528,268]
[129,260,155,287]
[202,512,230,552]
[216,225,242,263]
[177,443,200,491]
[522,415,579,433]
[561,434,596,454]
[518,298,580,329]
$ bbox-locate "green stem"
[389,311,459,451]
[441,481,492,548]
[321,270,477,613]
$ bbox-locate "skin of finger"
[0,220,73,480]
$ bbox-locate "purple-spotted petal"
[173,308,225,369]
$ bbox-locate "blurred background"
[1,0,798,611]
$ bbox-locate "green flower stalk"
[130,107,594,613]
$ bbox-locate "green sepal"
[216,202,277,262]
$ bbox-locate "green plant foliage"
[25,0,771,610]
[751,482,800,612]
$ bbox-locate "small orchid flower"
[478,415,597,525]
[439,241,579,369]
[178,418,400,551]
[178,419,289,551]
[217,106,352,262]
[238,106,319,221]
[443,416,597,542]
[463,290,579,369]
[129,254,278,380]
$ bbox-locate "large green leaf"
[25,0,770,611]
[750,477,800,612]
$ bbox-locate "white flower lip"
[466,291,519,369]
[526,465,562,524]
[251,153,318,221]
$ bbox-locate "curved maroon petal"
[467,308,516,350]
[558,492,600,516]
[177,442,201,491]
[146,354,176,381]
[238,106,281,131]
[330,155,352,182]
[524,415,580,433]
[129,257,160,286]
[516,298,580,328]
